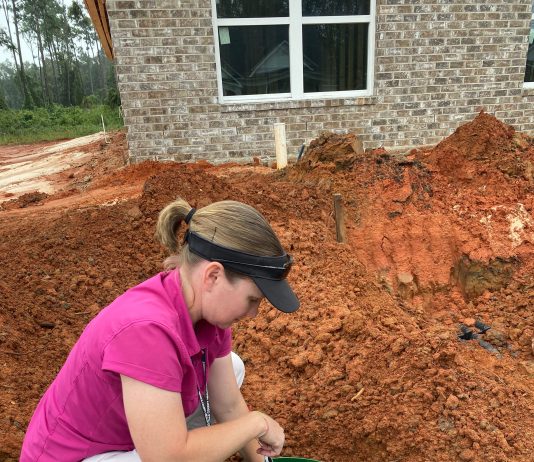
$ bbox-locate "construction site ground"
[0,112,533,462]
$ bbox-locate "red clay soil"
[1,112,533,462]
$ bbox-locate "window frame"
[524,3,534,89]
[210,0,376,103]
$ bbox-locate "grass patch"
[0,105,124,145]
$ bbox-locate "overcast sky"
[0,14,35,63]
[0,0,70,64]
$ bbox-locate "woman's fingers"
[255,412,285,456]
[257,447,279,457]
[258,434,283,455]
[257,440,274,451]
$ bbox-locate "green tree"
[0,0,119,109]
[69,0,98,94]
[20,0,53,105]
[0,87,8,109]
[1,0,33,107]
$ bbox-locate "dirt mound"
[0,191,49,210]
[429,111,533,183]
[1,113,534,462]
[139,164,241,218]
[435,111,516,159]
[299,131,365,171]
[89,160,175,191]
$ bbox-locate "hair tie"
[184,208,196,225]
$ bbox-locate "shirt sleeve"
[102,321,185,393]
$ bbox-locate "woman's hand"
[208,355,285,461]
[255,412,285,458]
[121,375,284,462]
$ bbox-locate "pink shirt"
[21,271,232,462]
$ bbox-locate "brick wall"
[107,0,534,163]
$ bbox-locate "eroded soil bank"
[1,112,533,462]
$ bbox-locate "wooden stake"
[333,193,346,243]
[273,123,287,169]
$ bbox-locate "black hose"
[296,143,306,162]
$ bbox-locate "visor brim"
[253,277,300,313]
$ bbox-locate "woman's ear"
[202,261,225,291]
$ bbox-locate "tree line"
[0,0,118,109]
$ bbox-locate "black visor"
[185,231,300,313]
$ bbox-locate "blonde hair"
[155,197,284,271]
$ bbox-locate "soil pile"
[1,112,533,462]
[299,131,365,171]
[428,111,528,183]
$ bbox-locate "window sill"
[219,96,378,113]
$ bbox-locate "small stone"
[459,449,475,461]
[519,361,534,378]
[125,206,142,219]
[316,332,332,342]
[397,272,414,284]
[462,318,476,327]
[321,409,339,419]
[438,417,455,432]
[445,394,460,410]
[351,136,364,155]
[495,431,511,450]
[290,353,307,369]
[518,330,533,346]
[485,329,507,346]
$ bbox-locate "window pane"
[303,23,368,92]
[526,19,534,82]
[302,0,370,16]
[216,0,288,18]
[219,26,290,96]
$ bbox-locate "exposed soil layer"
[1,112,533,462]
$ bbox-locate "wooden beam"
[84,0,114,59]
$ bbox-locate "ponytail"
[155,198,195,253]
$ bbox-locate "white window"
[211,0,375,103]
[525,2,534,88]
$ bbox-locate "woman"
[21,198,299,462]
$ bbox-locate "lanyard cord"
[197,349,211,426]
